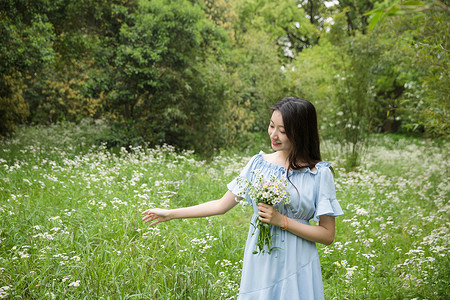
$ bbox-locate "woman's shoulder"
[315,161,331,169]
[306,161,332,175]
[240,151,264,169]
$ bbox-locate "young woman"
[142,97,343,299]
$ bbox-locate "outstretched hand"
[257,203,283,228]
[141,208,171,225]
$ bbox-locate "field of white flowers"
[0,122,448,299]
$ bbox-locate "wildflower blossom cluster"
[238,169,290,254]
[318,138,449,298]
[0,123,246,298]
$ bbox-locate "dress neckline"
[258,151,325,175]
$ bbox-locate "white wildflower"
[68,280,80,287]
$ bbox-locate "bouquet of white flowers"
[237,169,290,254]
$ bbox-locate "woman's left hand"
[257,203,284,227]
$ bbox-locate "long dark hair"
[272,97,322,173]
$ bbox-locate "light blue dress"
[227,152,344,299]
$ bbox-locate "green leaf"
[368,11,384,31]
[385,7,403,16]
[402,1,425,6]
[364,8,384,16]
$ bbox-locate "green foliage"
[234,0,317,57]
[365,0,448,31]
[0,0,447,159]
[286,39,337,119]
[203,0,237,41]
[0,74,29,136]
[230,29,288,132]
[93,120,146,149]
[338,0,383,34]
[364,1,449,136]
[112,0,205,119]
[0,14,55,76]
[285,32,373,168]
[331,33,375,167]
[283,2,449,167]
[396,7,449,136]
[28,60,105,124]
[0,13,55,136]
[109,0,233,155]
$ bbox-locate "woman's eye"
[280,131,286,134]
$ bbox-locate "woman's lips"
[272,141,281,146]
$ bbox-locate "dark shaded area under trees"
[1,0,448,158]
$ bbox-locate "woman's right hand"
[141,208,171,225]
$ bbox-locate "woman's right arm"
[141,190,240,226]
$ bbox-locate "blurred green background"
[1,0,448,164]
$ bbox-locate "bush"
[0,74,29,136]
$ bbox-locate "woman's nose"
[270,129,277,139]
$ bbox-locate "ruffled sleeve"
[226,154,259,205]
[313,163,344,221]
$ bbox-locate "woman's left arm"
[257,203,335,245]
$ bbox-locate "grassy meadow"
[0,122,448,299]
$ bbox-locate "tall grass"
[0,123,448,299]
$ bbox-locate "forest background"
[1,0,449,163]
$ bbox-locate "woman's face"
[268,110,292,154]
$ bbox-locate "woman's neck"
[266,151,290,169]
[276,151,290,163]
